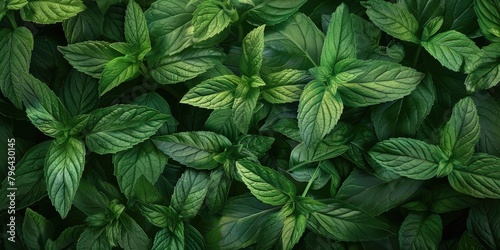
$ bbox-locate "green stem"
[412,46,422,68]
[301,166,321,197]
[140,63,149,77]
[237,23,244,44]
[7,12,17,29]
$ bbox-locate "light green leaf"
[241,25,265,76]
[125,0,150,58]
[475,0,500,42]
[421,30,482,73]
[321,4,356,71]
[298,80,343,146]
[45,137,85,218]
[20,0,87,24]
[338,60,424,107]
[58,41,122,78]
[62,0,103,43]
[152,225,184,250]
[440,97,480,164]
[113,140,167,199]
[465,43,500,92]
[369,138,445,180]
[232,79,260,134]
[448,153,500,199]
[399,213,442,250]
[99,55,140,96]
[85,105,168,154]
[467,200,500,249]
[7,0,28,10]
[21,73,72,138]
[245,0,306,25]
[117,214,150,250]
[261,69,311,104]
[181,75,240,109]
[149,48,225,84]
[282,213,307,250]
[362,0,420,43]
[192,0,233,43]
[236,160,296,206]
[0,27,33,108]
[422,16,444,41]
[22,208,54,250]
[152,131,232,169]
[171,169,209,218]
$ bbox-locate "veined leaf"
[475,0,500,42]
[85,105,168,154]
[22,208,54,250]
[99,55,140,96]
[448,153,500,199]
[53,226,84,250]
[261,69,311,104]
[149,48,225,84]
[401,0,444,28]
[20,0,87,24]
[132,92,177,135]
[117,214,150,250]
[421,30,482,73]
[76,227,110,250]
[236,160,296,206]
[338,60,424,107]
[321,4,356,71]
[440,97,480,164]
[473,92,500,157]
[298,80,343,146]
[7,0,28,10]
[467,200,500,249]
[256,212,284,250]
[204,109,239,142]
[152,225,184,250]
[399,213,442,250]
[290,138,349,169]
[369,138,445,180]
[102,3,125,42]
[72,179,109,216]
[185,224,205,250]
[192,0,233,43]
[236,134,275,158]
[362,0,420,44]
[181,75,240,109]
[232,79,260,134]
[62,0,103,44]
[0,27,33,108]
[206,168,232,213]
[282,213,307,250]
[60,70,99,116]
[171,169,209,218]
[152,131,232,170]
[124,0,150,58]
[45,137,85,218]
[429,185,478,213]
[246,0,306,25]
[465,43,500,92]
[241,25,265,77]
[58,41,122,78]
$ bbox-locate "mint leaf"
[369,138,445,180]
[85,105,168,154]
[467,200,500,249]
[429,185,478,213]
[236,134,275,158]
[171,169,209,218]
[125,0,150,58]
[99,55,140,95]
[132,92,177,135]
[448,153,500,199]
[261,69,311,104]
[241,25,265,76]
[7,0,28,10]
[117,214,150,250]
[192,0,233,43]
[321,4,356,71]
[465,43,500,92]
[362,0,420,44]
[290,139,349,169]
[474,0,500,42]
[53,226,84,250]
[72,179,109,215]
[232,79,260,134]
[282,213,307,250]
[76,227,110,250]
[473,93,500,157]
[58,41,122,78]
[45,137,85,218]
[298,80,343,146]
[152,131,232,170]
[204,109,239,142]
[0,27,33,108]
[422,16,444,41]
[245,0,306,25]
[399,213,442,250]
[60,70,99,116]
[181,75,240,109]
[20,0,87,24]
[152,225,184,250]
[421,30,482,73]
[62,0,103,44]
[256,212,284,250]
[22,208,54,250]
[138,203,176,228]
[236,160,296,206]
[206,169,231,213]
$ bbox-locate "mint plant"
[1,0,500,249]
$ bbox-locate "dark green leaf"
[22,208,54,250]
[282,213,307,250]
[206,168,232,213]
[60,70,99,116]
[204,109,239,142]
[132,92,177,135]
[467,200,500,249]
[473,92,500,157]
[465,43,500,92]
[62,0,103,43]
[53,226,85,250]
[76,227,110,250]
[246,0,306,25]
[117,213,150,250]
[171,169,209,218]
[429,185,478,213]
[73,179,109,215]
[237,134,275,158]
[256,212,284,250]
[399,213,442,250]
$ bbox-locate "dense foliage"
[1,0,500,249]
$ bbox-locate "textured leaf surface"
[171,169,209,218]
[181,75,240,109]
[467,200,500,249]
[192,0,232,43]
[399,213,442,250]
[20,0,86,24]
[99,55,140,95]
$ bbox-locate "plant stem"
[412,46,422,68]
[301,166,321,197]
[140,63,149,77]
[237,23,244,44]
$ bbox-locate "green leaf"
[73,179,109,215]
[99,55,140,96]
[232,79,260,134]
[236,134,275,158]
[321,4,356,71]
[256,212,284,250]
[440,97,480,164]
[429,185,478,213]
[264,13,324,71]
[474,0,500,42]
[58,41,122,78]
[298,80,343,146]
[20,0,87,24]
[185,224,205,250]
[457,232,485,250]
[245,0,306,25]
[145,0,194,57]
[113,140,167,199]
[45,137,85,218]
[132,92,177,135]
[206,168,232,213]
[362,0,420,44]
[442,0,477,34]
[421,30,482,73]
[192,0,233,43]
[399,213,442,250]
[180,75,240,109]
[102,3,125,42]
[282,213,307,250]
[308,199,393,241]
[171,169,209,218]
[448,153,500,199]
[22,208,54,250]
[401,0,443,28]
[153,131,231,169]
[85,104,168,154]
[290,138,350,169]
[7,0,28,10]
[76,227,110,250]
[236,160,296,206]
[467,200,500,249]
[241,25,265,76]
[473,92,500,157]
[338,60,424,107]
[261,69,311,104]
[60,70,99,116]
[465,43,500,92]
[115,214,150,250]
[291,167,330,191]
[204,109,239,142]
[372,75,436,140]
[0,27,33,108]
[53,226,85,250]
[149,48,225,84]
[138,203,176,228]
[205,195,277,249]
[152,225,184,250]
[336,169,423,216]
[62,0,103,44]
[125,0,150,58]
[369,138,445,180]
[21,73,72,138]
[422,16,444,41]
